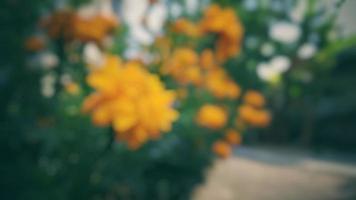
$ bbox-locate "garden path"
[193,147,356,200]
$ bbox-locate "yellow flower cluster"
[224,129,242,145]
[243,90,266,108]
[205,68,241,99]
[196,91,269,158]
[172,19,202,38]
[196,104,227,129]
[212,140,231,158]
[212,129,242,158]
[238,90,271,127]
[161,47,203,86]
[162,48,240,99]
[172,5,244,63]
[72,14,118,43]
[200,4,244,62]
[43,10,118,43]
[64,82,80,95]
[82,55,179,149]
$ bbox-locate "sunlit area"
[1,0,356,199]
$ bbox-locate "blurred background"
[1,0,356,200]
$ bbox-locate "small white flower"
[290,0,307,23]
[298,43,317,59]
[83,42,104,67]
[269,21,301,44]
[185,0,199,15]
[99,0,116,18]
[41,74,56,98]
[131,25,154,45]
[121,0,148,25]
[270,55,291,73]
[146,2,168,34]
[124,45,141,60]
[257,63,279,82]
[170,2,182,18]
[77,0,116,19]
[77,4,98,19]
[41,85,55,98]
[40,52,59,70]
[260,42,275,57]
[257,55,291,82]
[41,74,56,85]
[121,0,154,45]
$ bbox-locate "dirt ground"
[193,147,356,200]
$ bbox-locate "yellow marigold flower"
[200,4,244,62]
[65,82,80,95]
[172,18,202,37]
[162,48,240,99]
[212,140,232,158]
[200,49,216,70]
[43,10,118,43]
[72,14,118,43]
[25,36,45,52]
[83,55,179,149]
[216,36,240,63]
[162,48,203,86]
[196,104,227,129]
[204,68,241,99]
[238,105,271,127]
[200,4,225,32]
[243,90,266,108]
[224,129,242,145]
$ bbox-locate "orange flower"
[65,82,80,95]
[161,48,203,86]
[25,36,45,52]
[172,18,202,37]
[215,36,240,63]
[200,49,216,70]
[204,68,241,99]
[43,10,118,43]
[224,129,242,145]
[238,105,271,127]
[200,4,244,62]
[162,48,240,100]
[200,4,226,32]
[42,10,75,40]
[243,90,266,108]
[196,104,227,129]
[212,140,232,158]
[72,14,118,43]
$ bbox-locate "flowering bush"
[4,0,354,199]
[17,0,273,198]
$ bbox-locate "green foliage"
[1,1,356,200]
